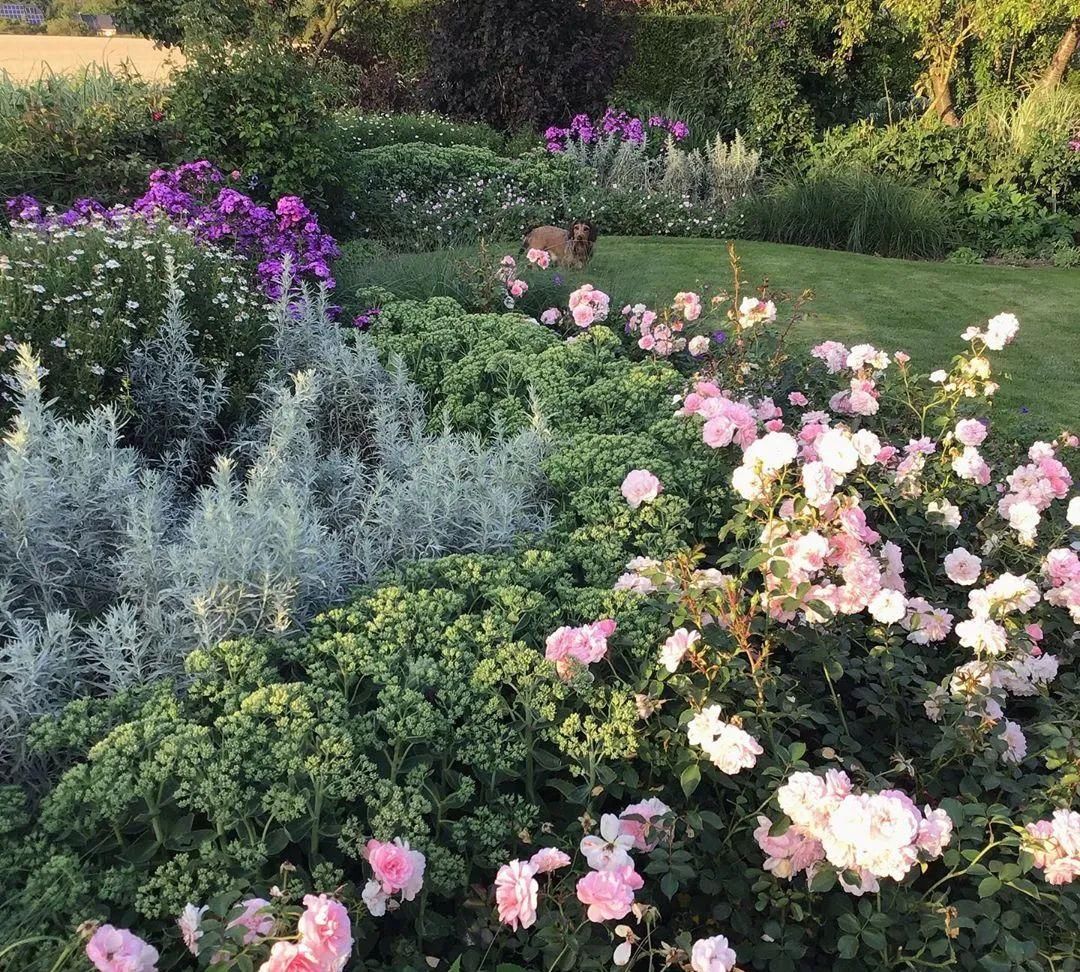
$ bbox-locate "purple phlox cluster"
[4,161,340,302]
[545,108,689,152]
[1069,136,1080,152]
[351,307,381,330]
[133,162,339,298]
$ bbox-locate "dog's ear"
[587,222,598,244]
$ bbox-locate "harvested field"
[0,34,182,81]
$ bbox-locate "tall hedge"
[613,13,723,107]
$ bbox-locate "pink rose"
[943,548,981,586]
[690,934,737,972]
[297,895,352,970]
[227,898,275,945]
[619,797,672,851]
[366,837,425,900]
[955,418,987,447]
[621,469,662,509]
[576,868,638,922]
[86,926,159,972]
[529,847,571,873]
[788,391,808,406]
[494,860,539,930]
[540,307,560,326]
[258,941,323,972]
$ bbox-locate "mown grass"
[339,235,1080,436]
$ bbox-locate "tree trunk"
[1036,18,1080,91]
[927,61,961,127]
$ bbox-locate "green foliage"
[738,168,951,258]
[950,184,1078,257]
[0,69,177,209]
[426,0,630,131]
[338,110,504,152]
[168,43,350,207]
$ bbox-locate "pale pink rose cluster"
[686,705,763,774]
[539,306,562,326]
[526,247,551,269]
[86,925,159,972]
[677,379,760,451]
[736,295,776,329]
[621,468,663,508]
[758,770,952,895]
[545,618,617,679]
[496,254,529,307]
[568,283,611,327]
[1024,810,1080,885]
[961,312,1020,351]
[673,290,702,321]
[997,442,1073,544]
[621,300,688,356]
[1044,547,1080,622]
[575,799,668,921]
[362,838,425,916]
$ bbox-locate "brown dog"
[522,220,598,269]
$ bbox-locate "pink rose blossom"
[690,935,738,972]
[575,868,637,922]
[258,941,322,972]
[228,898,275,945]
[297,895,352,971]
[86,926,159,972]
[955,418,987,446]
[540,307,561,326]
[529,847,571,873]
[621,469,663,509]
[788,391,808,406]
[365,837,425,901]
[659,627,699,672]
[494,860,539,930]
[943,547,981,586]
[619,797,672,851]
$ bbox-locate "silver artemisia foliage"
[0,270,550,781]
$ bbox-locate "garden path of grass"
[341,236,1080,436]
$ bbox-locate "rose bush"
[1,265,1077,972]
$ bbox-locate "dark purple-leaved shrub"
[426,0,631,132]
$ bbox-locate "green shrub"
[0,69,177,208]
[338,110,504,152]
[738,169,951,259]
[169,43,349,208]
[950,185,1078,258]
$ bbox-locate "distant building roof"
[0,3,45,25]
[79,13,117,31]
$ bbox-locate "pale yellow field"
[0,34,184,81]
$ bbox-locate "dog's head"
[569,220,598,246]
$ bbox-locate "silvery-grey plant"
[563,130,760,210]
[0,272,550,783]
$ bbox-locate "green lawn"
[340,236,1080,435]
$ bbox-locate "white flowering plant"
[0,210,266,415]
